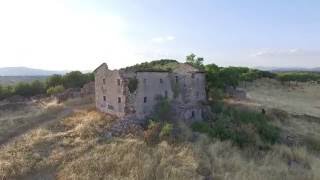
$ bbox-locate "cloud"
[250,49,320,58]
[151,36,175,43]
[249,48,320,68]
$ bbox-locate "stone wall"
[133,72,174,118]
[94,63,208,123]
[80,81,95,97]
[95,64,126,117]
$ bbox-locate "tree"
[205,64,222,89]
[63,71,87,88]
[0,85,13,100]
[14,82,33,97]
[30,80,45,95]
[47,85,65,95]
[46,74,63,88]
[186,53,204,69]
[218,67,242,88]
[0,85,3,100]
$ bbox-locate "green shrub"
[0,71,93,100]
[0,85,13,100]
[63,71,86,88]
[46,74,63,88]
[30,80,46,95]
[160,123,173,137]
[209,101,225,114]
[205,62,276,100]
[47,85,65,95]
[192,104,280,148]
[152,96,173,122]
[191,122,212,134]
[171,81,180,98]
[276,72,320,83]
[207,88,224,101]
[123,59,179,72]
[14,80,45,97]
[144,120,161,145]
[148,119,159,129]
[128,78,138,93]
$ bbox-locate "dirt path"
[0,107,73,147]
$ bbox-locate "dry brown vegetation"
[0,80,320,179]
[243,78,320,117]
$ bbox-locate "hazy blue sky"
[0,0,319,70]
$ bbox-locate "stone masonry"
[94,62,207,123]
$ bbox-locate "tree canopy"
[186,53,204,70]
[0,71,94,100]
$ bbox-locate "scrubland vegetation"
[192,103,280,148]
[0,96,319,179]
[1,56,320,179]
[0,71,93,100]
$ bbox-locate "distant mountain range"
[0,67,95,76]
[0,66,319,76]
[255,67,320,72]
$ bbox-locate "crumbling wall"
[134,72,173,118]
[94,63,208,123]
[80,81,95,97]
[95,64,126,117]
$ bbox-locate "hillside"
[0,67,67,76]
[242,78,320,117]
[0,78,319,179]
[0,76,48,85]
[121,59,180,72]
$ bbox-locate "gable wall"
[94,63,207,120]
[95,67,126,117]
[134,72,173,118]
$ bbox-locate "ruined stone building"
[94,62,207,122]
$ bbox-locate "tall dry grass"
[193,136,319,180]
[0,95,319,180]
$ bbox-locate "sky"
[0,0,319,70]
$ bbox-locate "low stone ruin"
[225,86,247,100]
[55,81,95,103]
[56,88,81,103]
[109,115,145,137]
[80,81,95,97]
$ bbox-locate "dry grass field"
[0,80,320,180]
[243,78,320,117]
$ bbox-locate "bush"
[144,120,161,145]
[192,104,280,148]
[0,85,14,100]
[30,80,46,95]
[191,122,212,134]
[0,71,93,100]
[276,72,320,83]
[47,85,65,95]
[46,74,63,88]
[14,80,46,97]
[152,96,173,122]
[160,123,173,137]
[207,88,224,101]
[63,71,87,88]
[205,63,276,100]
[123,59,179,72]
[128,78,138,93]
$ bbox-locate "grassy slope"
[243,78,320,117]
[0,76,48,86]
[0,80,320,179]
